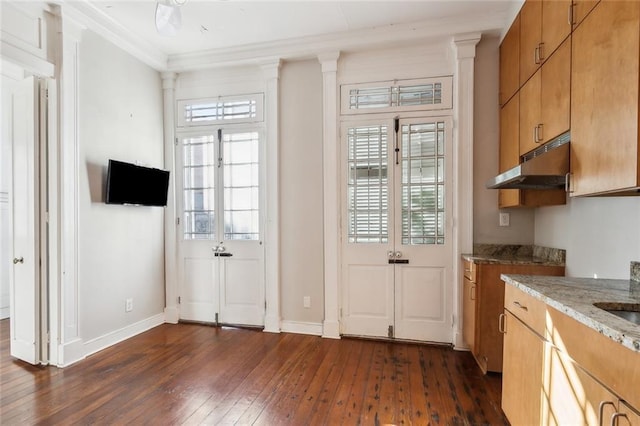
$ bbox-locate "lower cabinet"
[501,285,640,425]
[501,310,543,425]
[462,260,564,374]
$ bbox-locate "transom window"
[178,94,264,127]
[341,77,452,115]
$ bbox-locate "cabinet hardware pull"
[565,172,573,193]
[568,3,575,25]
[611,412,629,426]
[538,43,545,62]
[533,124,544,143]
[470,285,476,301]
[534,46,540,65]
[513,301,528,311]
[598,401,616,426]
[498,313,506,334]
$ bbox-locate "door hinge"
[45,89,49,99]
[264,300,267,309]
[177,296,181,304]
[176,217,180,226]
[340,308,343,318]
[214,312,219,325]
[175,137,178,146]
[388,325,394,338]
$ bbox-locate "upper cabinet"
[519,38,571,155]
[499,15,520,107]
[519,0,572,86]
[570,1,640,196]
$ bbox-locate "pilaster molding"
[318,51,341,339]
[161,71,179,324]
[451,34,479,349]
[261,59,282,333]
[56,8,87,365]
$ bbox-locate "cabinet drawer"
[504,284,546,336]
[463,260,477,282]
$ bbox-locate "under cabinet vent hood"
[486,133,570,190]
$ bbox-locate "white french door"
[341,116,454,343]
[177,128,265,327]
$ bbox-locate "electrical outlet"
[499,212,510,227]
[125,298,133,312]
[303,296,311,308]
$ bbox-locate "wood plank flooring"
[0,320,507,425]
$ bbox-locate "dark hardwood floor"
[0,319,507,425]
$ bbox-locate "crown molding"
[61,0,168,71]
[58,2,509,73]
[167,10,510,72]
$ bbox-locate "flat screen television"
[105,159,170,207]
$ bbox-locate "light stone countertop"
[462,254,564,267]
[501,274,640,353]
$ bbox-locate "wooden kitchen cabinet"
[501,310,543,425]
[500,14,520,107]
[570,0,640,196]
[502,284,640,425]
[520,0,572,86]
[462,260,564,373]
[519,37,571,156]
[499,83,566,208]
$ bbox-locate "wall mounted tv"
[105,159,170,207]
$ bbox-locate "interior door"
[10,75,40,364]
[341,116,453,343]
[178,129,264,327]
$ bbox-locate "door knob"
[13,257,24,264]
[387,251,395,259]
[394,251,402,258]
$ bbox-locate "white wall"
[473,35,534,245]
[78,30,165,341]
[535,197,640,279]
[279,59,324,324]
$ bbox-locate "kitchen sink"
[593,302,640,326]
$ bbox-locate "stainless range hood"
[486,133,570,190]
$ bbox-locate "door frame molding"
[320,34,480,344]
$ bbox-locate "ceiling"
[81,0,519,58]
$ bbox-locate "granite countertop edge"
[501,274,640,353]
[461,253,565,267]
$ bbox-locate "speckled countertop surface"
[501,274,640,353]
[462,244,565,267]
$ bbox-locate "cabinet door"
[499,95,521,208]
[542,0,572,59]
[618,401,640,426]
[544,346,618,426]
[502,310,543,425]
[571,0,640,196]
[519,70,541,156]
[500,14,520,106]
[520,0,543,85]
[540,37,570,144]
[462,276,476,352]
[572,0,599,30]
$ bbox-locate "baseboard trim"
[58,338,85,367]
[0,307,9,320]
[82,313,165,360]
[281,320,323,336]
[164,306,179,324]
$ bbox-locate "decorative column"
[261,60,282,333]
[318,51,341,339]
[452,33,480,349]
[56,8,86,366]
[162,72,179,324]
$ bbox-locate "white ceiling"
[82,0,519,58]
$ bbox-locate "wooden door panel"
[500,15,521,106]
[519,70,542,156]
[541,37,571,144]
[520,0,543,85]
[542,0,572,58]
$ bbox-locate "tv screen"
[105,159,170,207]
